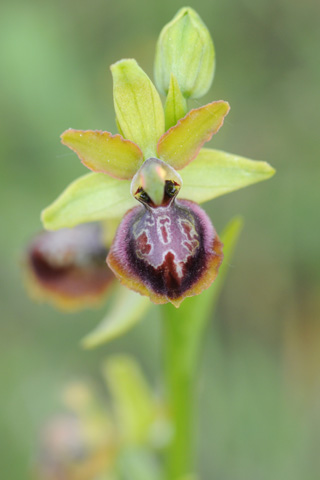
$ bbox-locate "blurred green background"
[1,0,319,478]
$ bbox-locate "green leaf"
[61,129,143,180]
[163,217,243,329]
[111,59,165,159]
[41,172,135,230]
[164,74,187,131]
[81,286,150,349]
[196,216,244,317]
[180,148,275,203]
[157,101,230,170]
[102,356,155,444]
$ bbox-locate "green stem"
[163,302,204,480]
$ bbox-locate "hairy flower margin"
[41,7,275,308]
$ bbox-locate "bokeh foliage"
[0,0,320,478]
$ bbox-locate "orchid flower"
[41,8,274,308]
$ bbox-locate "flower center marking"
[157,216,171,244]
[179,219,199,254]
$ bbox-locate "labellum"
[107,158,223,307]
[25,223,114,310]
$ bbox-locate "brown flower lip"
[107,198,223,307]
[25,223,114,310]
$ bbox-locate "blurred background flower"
[24,223,114,311]
[34,356,168,480]
[1,0,320,479]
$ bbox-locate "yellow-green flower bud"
[154,7,215,99]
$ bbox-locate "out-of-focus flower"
[35,357,167,480]
[36,414,114,480]
[35,382,116,480]
[23,221,151,348]
[25,223,114,310]
[40,10,274,307]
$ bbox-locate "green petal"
[164,74,187,131]
[157,101,229,170]
[61,129,143,179]
[180,148,275,203]
[41,173,135,230]
[111,59,165,159]
[81,286,150,349]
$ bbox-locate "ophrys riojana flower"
[108,158,223,306]
[41,9,274,307]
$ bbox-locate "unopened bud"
[154,7,215,99]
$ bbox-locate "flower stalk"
[163,304,203,479]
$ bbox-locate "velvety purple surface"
[109,198,220,300]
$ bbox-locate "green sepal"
[180,148,275,203]
[81,286,150,349]
[41,147,274,231]
[41,172,135,230]
[111,59,165,159]
[102,356,155,444]
[157,101,230,170]
[164,74,187,131]
[61,129,143,180]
